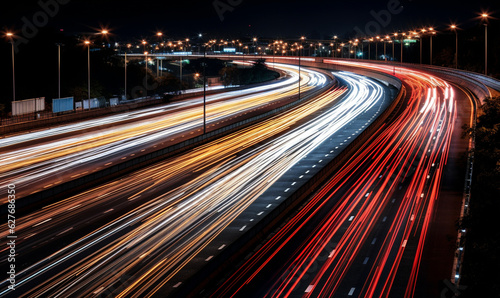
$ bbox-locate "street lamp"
[400,32,405,63]
[84,40,91,99]
[299,43,301,100]
[384,35,390,61]
[6,32,15,101]
[368,38,373,59]
[481,13,489,75]
[56,43,64,99]
[393,33,397,61]
[144,51,148,97]
[420,28,427,64]
[429,27,435,65]
[202,48,207,133]
[124,44,131,100]
[156,32,163,54]
[332,35,338,58]
[450,25,458,69]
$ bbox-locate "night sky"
[2,0,497,40]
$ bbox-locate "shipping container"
[52,97,74,113]
[11,97,45,116]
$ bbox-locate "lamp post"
[376,36,380,60]
[384,35,389,61]
[124,49,127,100]
[203,48,207,134]
[368,38,372,59]
[125,44,131,100]
[482,13,489,75]
[429,27,435,65]
[156,33,162,78]
[299,44,301,100]
[84,40,91,99]
[354,39,359,59]
[144,51,149,97]
[6,33,15,101]
[332,35,337,58]
[56,43,62,99]
[393,33,397,61]
[420,29,425,64]
[400,33,405,64]
[451,25,458,69]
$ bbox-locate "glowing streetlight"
[84,40,91,99]
[427,27,436,65]
[5,32,16,101]
[143,51,149,96]
[450,24,458,69]
[481,13,489,75]
[56,42,64,99]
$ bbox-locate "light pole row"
[2,12,493,104]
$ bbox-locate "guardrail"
[451,87,478,287]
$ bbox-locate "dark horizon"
[2,0,498,40]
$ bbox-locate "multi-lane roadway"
[0,68,394,297]
[208,63,475,298]
[0,57,481,297]
[0,63,323,200]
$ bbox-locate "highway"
[0,63,324,200]
[209,64,472,297]
[0,71,391,297]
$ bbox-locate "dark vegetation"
[460,96,500,297]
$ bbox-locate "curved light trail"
[0,63,323,199]
[212,65,459,298]
[0,71,387,297]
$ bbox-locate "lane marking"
[32,218,52,227]
[348,288,356,296]
[305,285,314,293]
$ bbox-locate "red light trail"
[213,64,460,297]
